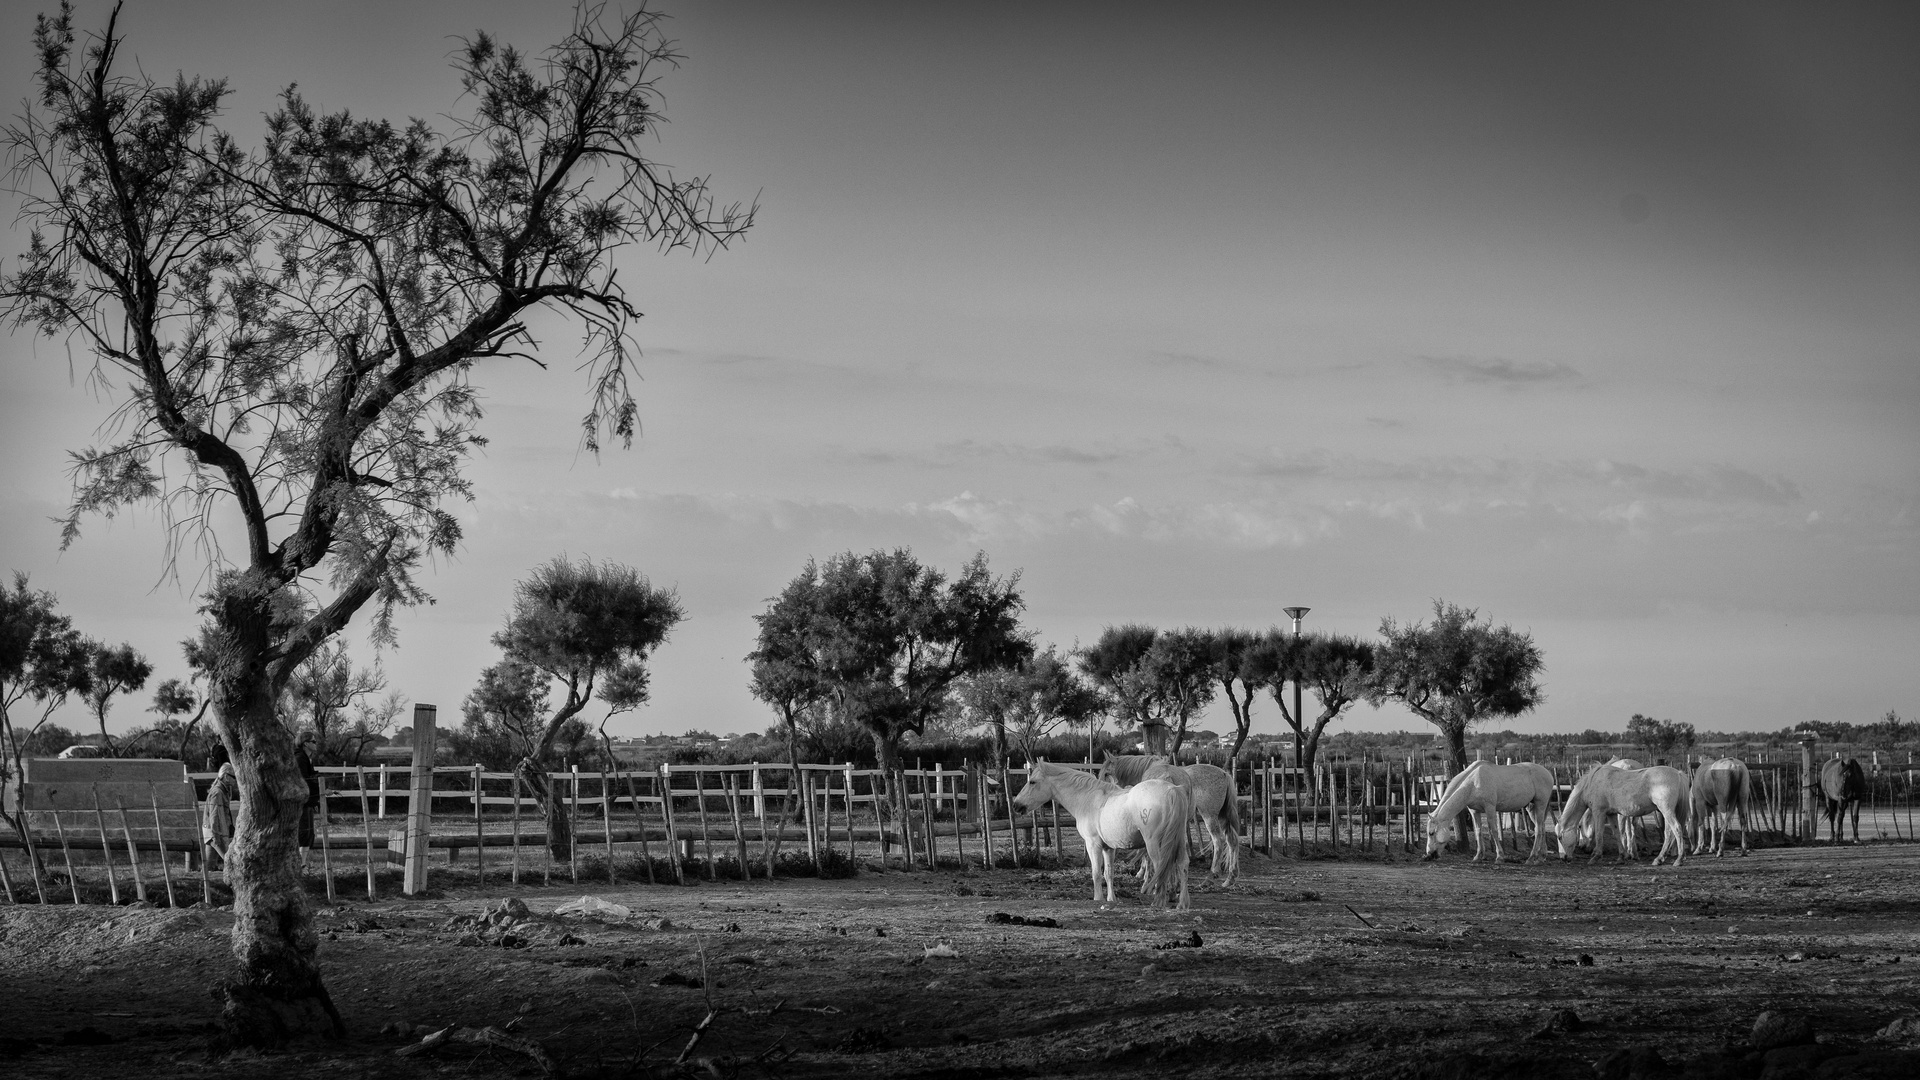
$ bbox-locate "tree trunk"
[782,715,806,825]
[989,718,1008,766]
[1440,722,1472,852]
[209,665,344,1048]
[870,729,905,835]
[517,758,573,862]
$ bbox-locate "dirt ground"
[4,841,1920,1079]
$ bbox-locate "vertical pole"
[600,770,618,884]
[317,775,334,903]
[379,764,389,819]
[568,764,580,885]
[976,766,994,867]
[757,771,775,878]
[473,764,485,885]
[999,760,1018,866]
[509,770,522,886]
[356,765,376,900]
[728,774,751,879]
[1798,732,1817,844]
[113,801,145,903]
[403,703,438,897]
[90,785,120,905]
[954,766,968,867]
[660,764,685,885]
[148,785,174,908]
[694,769,716,880]
[844,764,856,859]
[803,772,820,871]
[624,770,655,884]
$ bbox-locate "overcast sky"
[3,1,1916,745]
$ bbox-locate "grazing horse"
[1015,760,1191,911]
[1100,755,1242,885]
[1689,758,1753,857]
[1818,758,1868,844]
[1555,764,1690,866]
[1423,762,1555,864]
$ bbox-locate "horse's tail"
[1141,784,1191,907]
[1219,775,1243,843]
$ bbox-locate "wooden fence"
[6,749,1918,905]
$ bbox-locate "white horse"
[1015,760,1191,911]
[1423,761,1555,864]
[1099,755,1242,885]
[1555,764,1690,866]
[1690,757,1753,857]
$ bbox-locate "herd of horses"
[1011,753,1874,912]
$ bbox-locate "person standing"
[202,761,238,872]
[294,733,320,870]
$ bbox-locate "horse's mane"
[1036,762,1113,794]
[1102,754,1166,786]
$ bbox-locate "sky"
[2,1,1916,745]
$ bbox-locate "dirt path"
[5,843,1920,1077]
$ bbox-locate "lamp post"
[1283,607,1309,769]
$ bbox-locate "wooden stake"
[474,765,486,885]
[598,770,617,885]
[89,785,120,905]
[568,765,580,886]
[998,760,1018,866]
[508,770,522,886]
[148,785,175,908]
[843,764,856,860]
[692,769,715,880]
[50,807,81,904]
[975,766,993,868]
[188,775,213,905]
[623,770,655,884]
[756,769,774,878]
[803,772,820,872]
[660,765,685,886]
[317,775,334,903]
[356,765,376,901]
[727,774,750,879]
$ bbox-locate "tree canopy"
[489,555,682,854]
[0,2,749,1042]
[1367,600,1544,774]
[752,549,1030,812]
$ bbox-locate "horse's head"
[1550,808,1590,860]
[1012,763,1053,811]
[1422,814,1457,860]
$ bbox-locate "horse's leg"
[1524,803,1546,863]
[1082,831,1104,901]
[1850,800,1860,844]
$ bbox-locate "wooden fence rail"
[7,750,1918,904]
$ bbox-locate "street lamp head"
[1283,606,1310,635]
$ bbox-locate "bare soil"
[4,842,1920,1078]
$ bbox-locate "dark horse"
[1818,758,1868,843]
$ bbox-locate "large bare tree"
[1,2,750,1045]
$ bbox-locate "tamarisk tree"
[1368,601,1544,777]
[489,556,682,859]
[1,3,749,1044]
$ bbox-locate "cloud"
[833,437,1190,469]
[1142,350,1237,371]
[1420,354,1582,386]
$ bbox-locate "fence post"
[402,704,437,897]
[1796,730,1818,844]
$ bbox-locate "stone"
[1759,1043,1836,1079]
[1752,1011,1816,1051]
[1594,1045,1672,1080]
[1813,1049,1920,1078]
